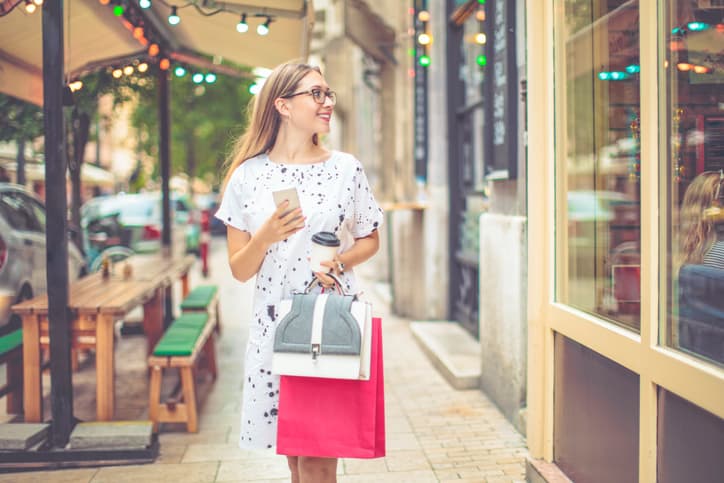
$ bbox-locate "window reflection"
[558,0,642,330]
[665,0,724,366]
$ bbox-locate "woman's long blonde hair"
[222,62,322,190]
[680,171,722,265]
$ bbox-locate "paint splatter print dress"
[215,150,384,450]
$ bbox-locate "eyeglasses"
[282,88,337,105]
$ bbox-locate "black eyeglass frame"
[281,88,337,105]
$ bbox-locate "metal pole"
[43,0,74,447]
[158,67,173,328]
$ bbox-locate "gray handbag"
[272,275,372,380]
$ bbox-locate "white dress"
[215,150,384,450]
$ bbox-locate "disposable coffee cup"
[310,231,340,273]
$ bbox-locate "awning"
[0,0,313,105]
[1,161,116,187]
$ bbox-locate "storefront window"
[556,0,642,330]
[663,0,724,366]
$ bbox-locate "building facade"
[527,0,724,481]
[313,0,724,481]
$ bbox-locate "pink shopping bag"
[276,317,385,459]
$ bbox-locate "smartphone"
[272,187,301,216]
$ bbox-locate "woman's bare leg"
[298,456,338,483]
[287,456,300,483]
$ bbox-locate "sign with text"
[484,0,518,179]
[414,0,429,181]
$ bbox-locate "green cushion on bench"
[0,329,22,357]
[154,326,204,356]
[172,312,209,329]
[180,285,218,310]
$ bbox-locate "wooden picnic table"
[11,253,195,422]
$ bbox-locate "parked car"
[81,192,201,257]
[0,183,86,329]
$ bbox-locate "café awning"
[0,0,313,105]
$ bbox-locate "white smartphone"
[272,187,301,216]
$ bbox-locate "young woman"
[215,62,383,482]
[680,170,724,268]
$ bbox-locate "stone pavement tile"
[215,458,290,481]
[341,456,387,474]
[155,441,188,464]
[159,429,230,446]
[182,443,278,463]
[90,462,218,483]
[384,449,431,472]
[338,470,438,482]
[385,431,421,451]
[0,468,98,482]
[183,442,286,463]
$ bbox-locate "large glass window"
[663,0,724,366]
[557,0,642,330]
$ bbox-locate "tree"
[0,94,44,185]
[130,70,255,190]
[65,69,143,245]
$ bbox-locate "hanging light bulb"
[123,65,134,76]
[139,0,151,9]
[205,73,217,84]
[168,6,180,26]
[159,58,170,70]
[148,43,160,56]
[174,66,187,77]
[24,0,36,14]
[112,69,123,78]
[192,73,205,84]
[474,33,486,44]
[237,13,249,33]
[257,16,271,36]
[137,62,149,73]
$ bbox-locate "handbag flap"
[274,293,362,356]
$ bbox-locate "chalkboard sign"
[484,0,518,179]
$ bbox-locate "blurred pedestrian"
[215,62,383,482]
[680,170,724,268]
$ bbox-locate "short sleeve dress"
[215,150,384,450]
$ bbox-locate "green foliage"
[0,94,44,144]
[130,71,254,189]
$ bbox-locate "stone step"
[410,320,481,390]
[69,420,153,450]
[0,423,50,451]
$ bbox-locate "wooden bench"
[0,327,23,414]
[148,312,217,432]
[180,285,221,334]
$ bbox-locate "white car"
[0,183,86,329]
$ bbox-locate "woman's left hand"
[315,258,343,288]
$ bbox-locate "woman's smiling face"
[284,70,335,135]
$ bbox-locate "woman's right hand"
[254,201,306,247]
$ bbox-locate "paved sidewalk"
[0,238,527,482]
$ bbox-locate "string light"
[123,65,134,75]
[168,6,180,26]
[68,81,83,92]
[24,0,36,14]
[159,58,170,70]
[237,13,249,33]
[137,62,148,73]
[192,72,204,84]
[257,16,271,36]
[139,0,151,9]
[174,66,187,77]
[148,43,160,56]
[112,69,123,78]
[205,73,217,84]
